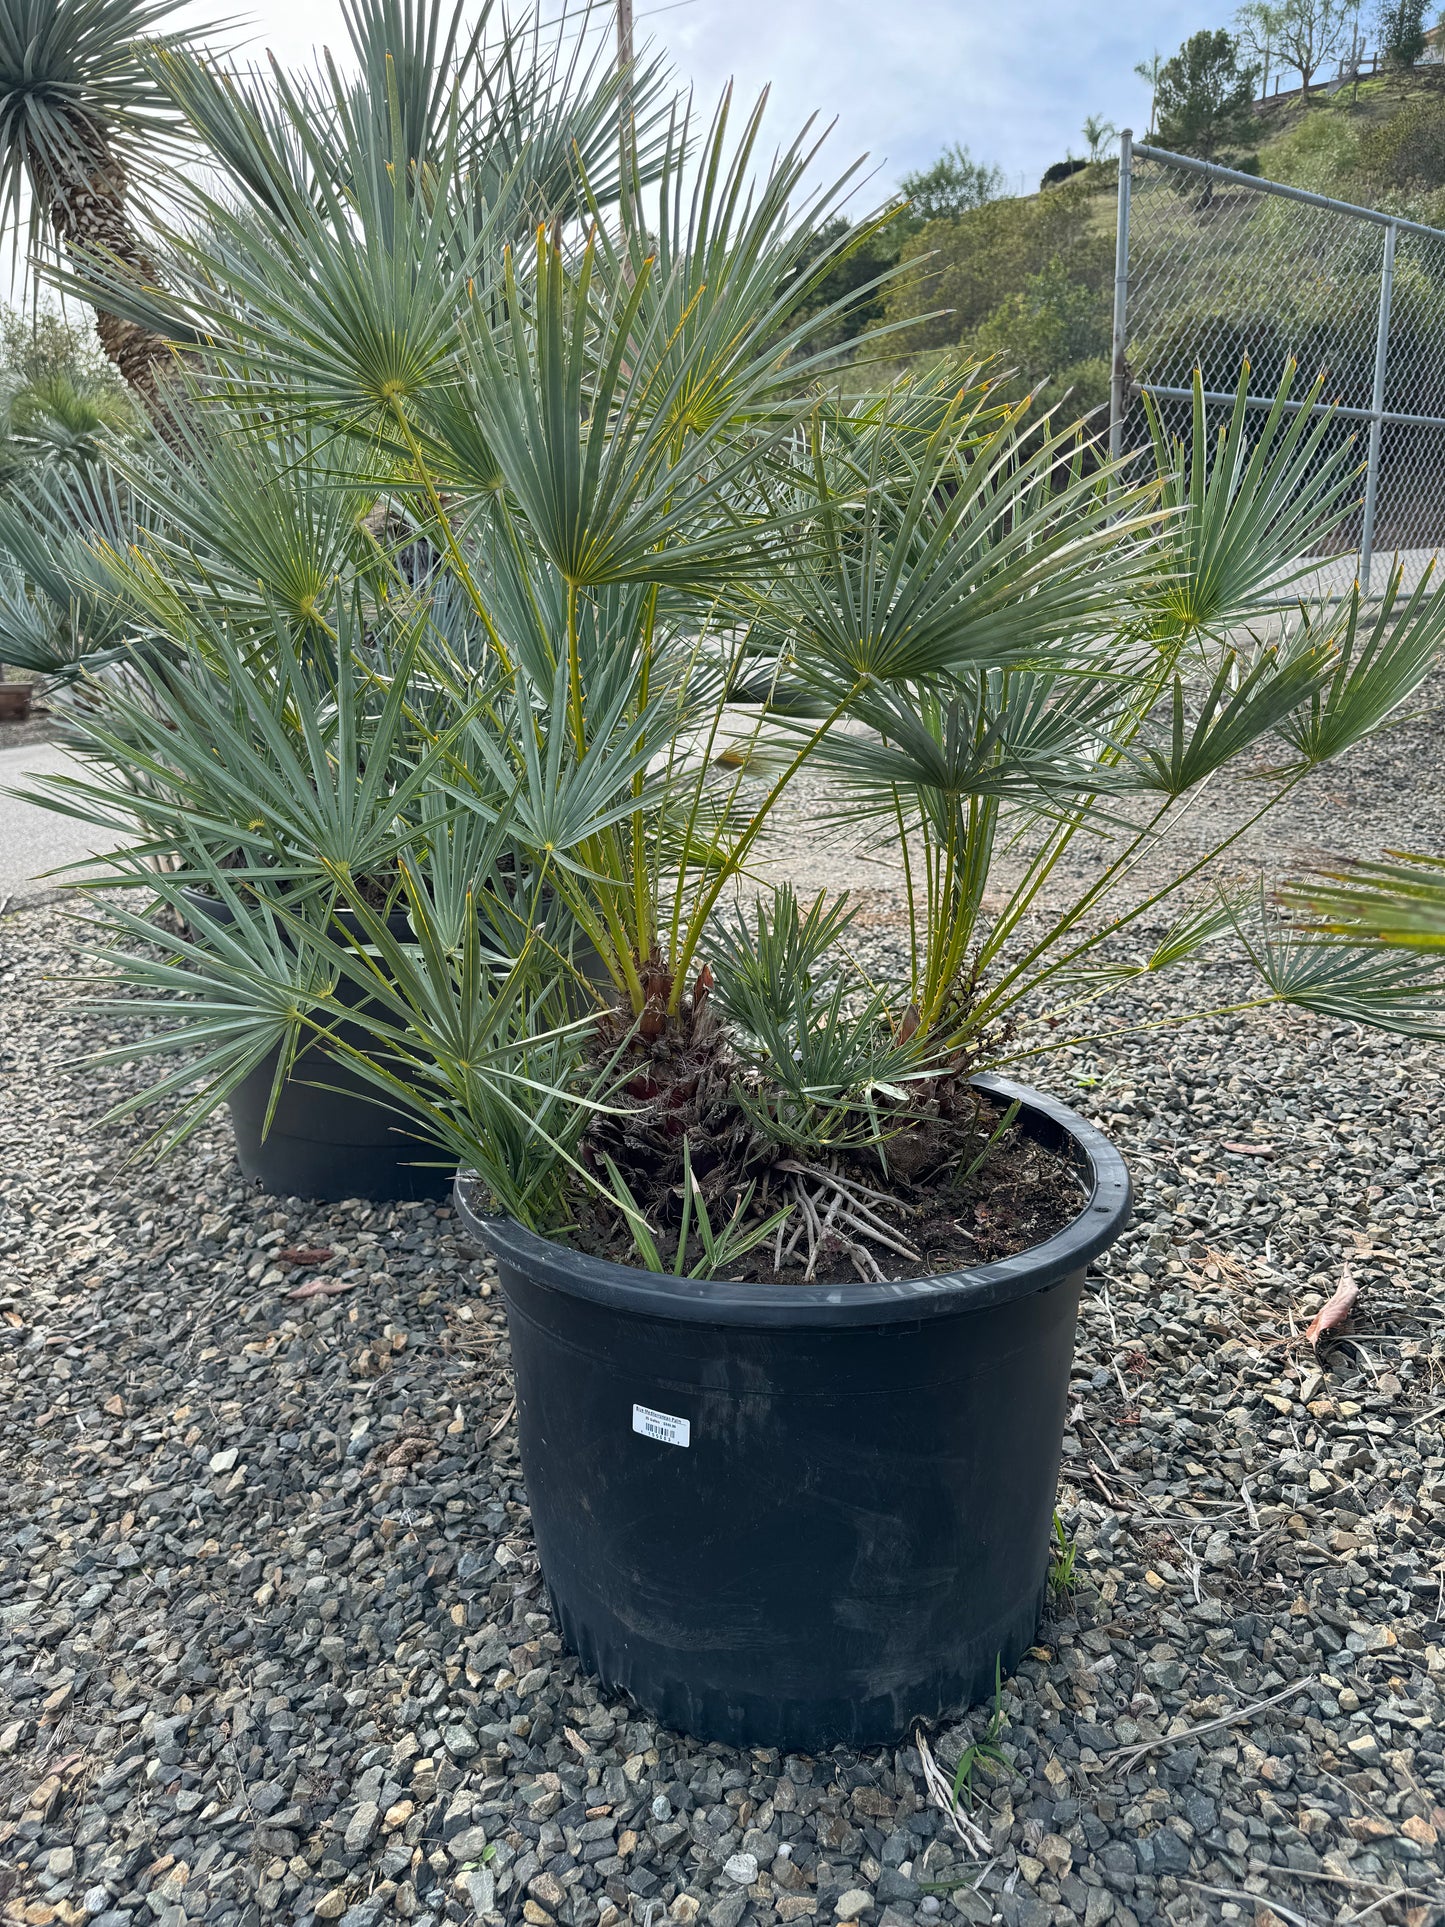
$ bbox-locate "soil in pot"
[573,1079,1084,1283]
[456,1075,1131,1751]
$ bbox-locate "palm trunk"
[46,147,178,425]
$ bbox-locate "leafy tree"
[898,143,1004,223]
[1234,2,1280,93]
[0,304,117,395]
[885,174,1110,354]
[1155,29,1259,162]
[1377,0,1427,66]
[1247,0,1351,97]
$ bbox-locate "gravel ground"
[2,703,1444,1927]
[0,710,58,755]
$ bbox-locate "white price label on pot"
[632,1403,690,1448]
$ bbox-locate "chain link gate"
[1108,131,1445,593]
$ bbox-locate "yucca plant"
[28,2,1445,1276]
[0,0,200,405]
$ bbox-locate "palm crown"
[12,0,1445,1271]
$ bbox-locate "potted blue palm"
[26,1,1445,1747]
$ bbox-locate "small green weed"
[604,1138,791,1279]
[1049,1509,1078,1596]
[949,1657,1010,1809]
[956,1097,1021,1186]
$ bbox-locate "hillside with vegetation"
[1253,62,1445,216]
[818,19,1445,441]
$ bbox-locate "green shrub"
[1261,108,1363,195]
[787,214,905,354]
[884,176,1110,353]
[1357,95,1445,189]
[1378,0,1427,69]
[966,257,1111,413]
[899,143,1004,221]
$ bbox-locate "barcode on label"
[632,1403,690,1448]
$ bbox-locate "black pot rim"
[179,882,414,938]
[454,1072,1131,1330]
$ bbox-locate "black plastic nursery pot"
[454,1073,1131,1751]
[182,889,455,1205]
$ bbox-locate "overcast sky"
[184,0,1211,198]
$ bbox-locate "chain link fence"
[1108,134,1445,593]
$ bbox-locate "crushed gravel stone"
[2,701,1444,1927]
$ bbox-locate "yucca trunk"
[45,144,175,420]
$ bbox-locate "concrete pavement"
[0,738,128,905]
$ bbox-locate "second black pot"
[456,1074,1132,1751]
[182,889,455,1204]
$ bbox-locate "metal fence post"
[1109,129,1133,474]
[1124,143,1445,588]
[1359,218,1397,595]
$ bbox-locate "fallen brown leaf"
[286,1276,355,1302]
[278,1246,333,1266]
[1222,1140,1275,1158]
[1304,1269,1358,1349]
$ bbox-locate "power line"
[524,0,698,39]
